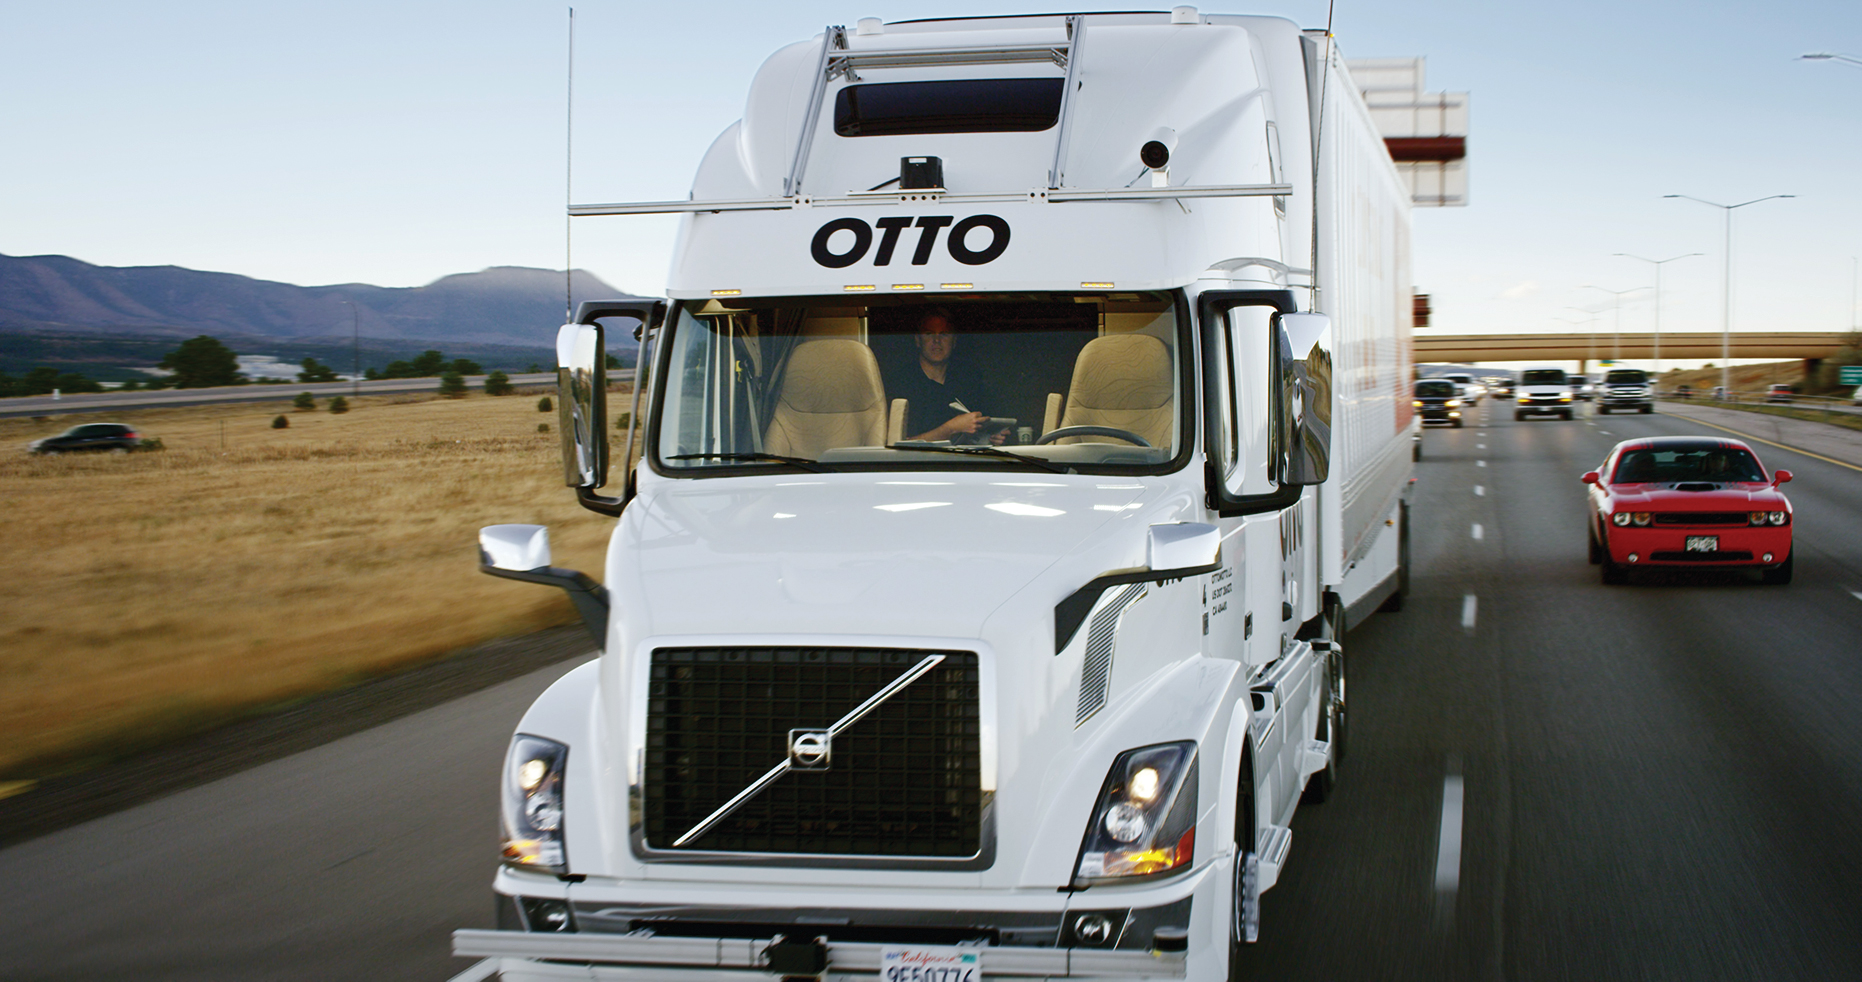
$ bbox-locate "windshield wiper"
[666,452,832,473]
[887,443,1072,474]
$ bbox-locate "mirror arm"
[576,484,626,517]
[478,558,610,647]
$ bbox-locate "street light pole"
[1579,284,1646,364]
[1799,52,1862,69]
[1613,252,1701,378]
[1663,194,1794,399]
[338,299,360,397]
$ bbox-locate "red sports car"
[1582,436,1793,584]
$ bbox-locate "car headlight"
[1768,511,1788,526]
[1445,399,1463,408]
[1631,512,1651,526]
[502,735,568,873]
[1749,512,1767,526]
[1074,741,1197,886]
[1611,512,1631,527]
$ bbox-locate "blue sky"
[4,1,1859,363]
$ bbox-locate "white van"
[1515,366,1576,420]
[462,10,1430,980]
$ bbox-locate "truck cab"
[460,11,1425,981]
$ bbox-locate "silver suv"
[1598,369,1653,414]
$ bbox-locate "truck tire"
[1377,503,1410,612]
[1452,418,1463,428]
[1230,743,1259,960]
[1640,405,1652,414]
[1599,406,1610,415]
[1514,411,1525,421]
[1561,410,1573,421]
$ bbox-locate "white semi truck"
[460,9,1420,980]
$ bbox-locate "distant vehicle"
[27,422,141,454]
[1442,372,1479,401]
[1413,378,1466,427]
[1676,384,1693,400]
[1582,436,1793,585]
[1764,383,1793,404]
[1853,385,1861,406]
[1515,367,1575,420]
[1567,374,1594,401]
[1598,368,1653,414]
[1710,385,1727,400]
[1488,377,1515,397]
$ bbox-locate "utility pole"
[1614,253,1701,379]
[338,299,360,397]
[1664,194,1794,398]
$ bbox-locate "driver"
[892,309,1007,444]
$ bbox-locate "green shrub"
[537,395,553,412]
[329,396,350,414]
[537,422,551,433]
[615,412,632,430]
[134,436,165,452]
[293,392,316,411]
[438,370,468,399]
[271,415,289,429]
[484,370,514,396]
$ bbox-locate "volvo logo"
[788,729,832,769]
[810,215,1011,268]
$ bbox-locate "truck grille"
[645,647,982,857]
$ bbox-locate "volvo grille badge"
[788,729,832,769]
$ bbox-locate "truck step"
[1254,824,1293,891]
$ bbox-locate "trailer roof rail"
[569,183,1295,216]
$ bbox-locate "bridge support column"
[1804,358,1821,384]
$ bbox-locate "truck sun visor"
[834,78,1065,137]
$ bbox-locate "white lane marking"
[1461,594,1477,631]
[1477,460,1487,468]
[1474,485,1485,496]
[1435,772,1466,893]
[447,958,500,982]
[1852,591,1862,602]
[1599,431,1612,436]
[1471,523,1484,541]
[1477,443,1487,449]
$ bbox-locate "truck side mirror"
[1274,312,1331,486]
[557,322,609,490]
[480,523,552,571]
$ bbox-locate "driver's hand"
[942,411,985,436]
[989,428,1008,445]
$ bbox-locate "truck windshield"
[652,293,1185,474]
[1520,370,1567,385]
[1605,370,1648,384]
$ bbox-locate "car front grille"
[1652,513,1748,527]
[644,647,982,857]
[1649,550,1755,562]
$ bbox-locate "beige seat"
[763,340,888,457]
[1048,334,1174,447]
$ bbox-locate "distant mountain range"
[0,253,649,378]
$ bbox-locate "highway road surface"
[0,372,603,419]
[2,401,1860,980]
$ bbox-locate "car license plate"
[1685,536,1718,553]
[882,946,980,982]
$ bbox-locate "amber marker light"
[710,289,742,296]
[940,283,973,290]
[892,283,925,291]
[1081,281,1115,289]
[844,284,876,291]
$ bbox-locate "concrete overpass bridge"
[1413,331,1850,373]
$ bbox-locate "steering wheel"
[1034,425,1152,447]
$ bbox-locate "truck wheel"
[1452,418,1463,428]
[1514,411,1525,422]
[1761,551,1793,585]
[1561,410,1573,421]
[1378,503,1410,612]
[1230,744,1259,960]
[1599,407,1610,415]
[1302,642,1345,804]
[1640,405,1652,414]
[1413,440,1421,462]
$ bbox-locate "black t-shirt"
[889,362,987,438]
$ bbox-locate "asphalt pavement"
[2,400,1859,980]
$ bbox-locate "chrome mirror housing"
[557,322,608,490]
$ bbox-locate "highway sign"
[1841,365,1862,385]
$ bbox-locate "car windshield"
[1611,445,1766,483]
[652,292,1185,474]
[1415,381,1455,397]
[1520,370,1566,385]
[1605,370,1647,384]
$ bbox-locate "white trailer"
[462,9,1420,980]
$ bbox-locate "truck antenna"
[565,6,576,322]
[1309,0,1335,313]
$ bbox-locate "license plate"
[882,946,981,982]
[1685,536,1719,553]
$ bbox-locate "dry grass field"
[0,389,619,779]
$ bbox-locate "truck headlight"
[1412,399,1423,408]
[1073,741,1197,886]
[502,735,568,873]
[1445,399,1463,408]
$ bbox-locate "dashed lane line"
[1474,485,1484,496]
[1435,766,1466,894]
[1472,523,1484,541]
[1461,594,1478,631]
[1477,460,1487,468]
